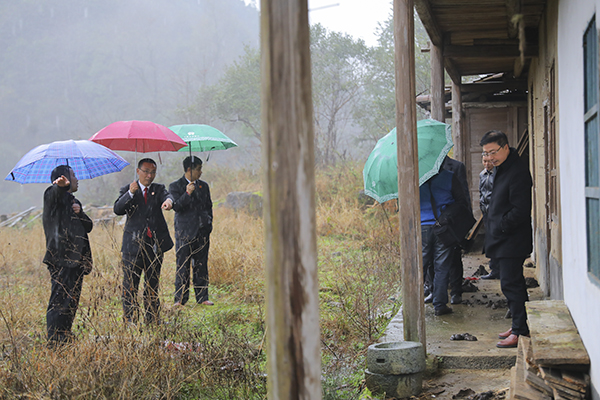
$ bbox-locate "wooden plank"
[509,366,516,400]
[526,300,591,366]
[394,0,427,349]
[520,336,554,397]
[261,0,322,398]
[539,368,587,393]
[526,371,554,397]
[513,337,551,400]
[561,370,590,388]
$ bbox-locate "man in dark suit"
[43,165,93,346]
[169,156,214,306]
[480,130,532,348]
[114,158,174,324]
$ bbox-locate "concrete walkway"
[378,253,545,397]
[380,254,544,365]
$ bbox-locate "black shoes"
[434,305,453,316]
[424,293,433,303]
[450,294,462,304]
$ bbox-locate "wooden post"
[394,0,426,350]
[430,44,445,122]
[451,81,463,161]
[261,0,321,399]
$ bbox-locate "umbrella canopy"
[89,120,187,153]
[169,124,238,153]
[5,139,129,184]
[416,119,454,185]
[363,119,453,203]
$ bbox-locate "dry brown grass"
[0,162,401,399]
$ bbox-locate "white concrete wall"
[558,0,600,397]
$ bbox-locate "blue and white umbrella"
[5,139,129,184]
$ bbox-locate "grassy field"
[0,162,402,399]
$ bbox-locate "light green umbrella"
[363,119,453,203]
[169,124,238,158]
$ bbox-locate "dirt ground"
[417,369,510,400]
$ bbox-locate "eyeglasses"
[482,145,504,157]
[139,169,156,176]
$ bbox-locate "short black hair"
[183,156,203,172]
[480,130,509,147]
[50,165,73,182]
[137,158,157,169]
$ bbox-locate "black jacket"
[479,167,495,215]
[442,156,472,213]
[484,148,532,258]
[114,182,174,255]
[43,184,93,271]
[169,176,213,247]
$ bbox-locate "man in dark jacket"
[43,165,93,346]
[114,158,174,324]
[480,130,532,348]
[437,156,472,304]
[479,155,499,279]
[420,168,469,316]
[169,156,214,306]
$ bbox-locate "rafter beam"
[444,44,538,58]
[444,58,462,86]
[414,0,444,46]
[461,81,528,93]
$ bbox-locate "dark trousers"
[46,264,85,343]
[422,225,454,310]
[498,257,529,336]
[122,237,163,324]
[424,245,463,296]
[175,231,210,304]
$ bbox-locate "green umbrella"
[169,124,238,158]
[363,119,453,203]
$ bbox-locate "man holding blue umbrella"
[43,165,93,347]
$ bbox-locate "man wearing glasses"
[480,131,532,348]
[114,158,174,325]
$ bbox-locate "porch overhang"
[415,0,546,85]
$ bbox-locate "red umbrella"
[90,120,187,152]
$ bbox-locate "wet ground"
[380,252,544,399]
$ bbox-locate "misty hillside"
[0,0,259,214]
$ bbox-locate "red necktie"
[143,188,152,238]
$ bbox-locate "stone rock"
[225,191,263,217]
[365,369,423,398]
[367,341,426,375]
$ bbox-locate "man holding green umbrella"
[169,156,214,306]
[415,120,470,316]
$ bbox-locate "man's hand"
[129,181,139,194]
[72,202,81,214]
[54,175,70,188]
[186,181,196,195]
[161,198,173,210]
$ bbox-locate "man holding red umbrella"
[114,158,174,325]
